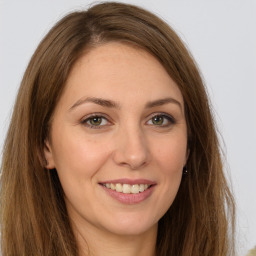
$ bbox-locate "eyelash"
[81,113,176,129]
[81,113,110,129]
[146,113,176,127]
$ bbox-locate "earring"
[183,166,188,175]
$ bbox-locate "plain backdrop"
[0,0,255,255]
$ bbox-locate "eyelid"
[146,112,176,126]
[80,112,176,129]
[80,113,113,128]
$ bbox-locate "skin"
[44,42,188,256]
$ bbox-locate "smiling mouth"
[101,183,153,194]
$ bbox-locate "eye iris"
[90,117,102,126]
[152,116,164,125]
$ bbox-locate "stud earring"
[183,166,188,175]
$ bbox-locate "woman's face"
[44,42,188,237]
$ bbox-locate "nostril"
[112,131,150,169]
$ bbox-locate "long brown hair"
[0,2,235,255]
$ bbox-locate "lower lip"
[101,185,155,204]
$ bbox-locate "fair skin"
[44,42,188,256]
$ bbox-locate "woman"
[0,2,235,255]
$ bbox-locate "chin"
[101,214,158,237]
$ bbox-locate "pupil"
[91,117,102,125]
[153,116,163,125]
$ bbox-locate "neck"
[73,222,157,256]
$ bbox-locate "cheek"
[51,130,111,180]
[150,134,186,210]
[50,131,113,214]
[153,134,187,173]
[157,142,184,191]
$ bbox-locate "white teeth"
[122,184,131,194]
[131,184,139,194]
[103,183,151,194]
[115,183,122,192]
[139,184,145,192]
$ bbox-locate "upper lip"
[99,178,156,185]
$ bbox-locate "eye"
[81,114,110,129]
[147,114,175,127]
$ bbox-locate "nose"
[112,125,150,170]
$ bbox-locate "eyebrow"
[69,97,120,110]
[145,98,182,110]
[69,97,182,111]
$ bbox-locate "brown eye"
[152,115,164,125]
[89,116,103,126]
[147,114,175,127]
[81,115,109,129]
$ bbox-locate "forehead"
[60,42,184,109]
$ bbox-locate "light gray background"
[0,0,255,255]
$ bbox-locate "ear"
[43,139,56,169]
